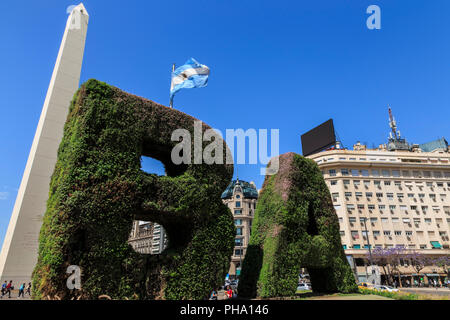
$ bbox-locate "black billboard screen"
[301,119,336,156]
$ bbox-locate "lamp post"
[363,218,373,264]
[363,217,375,283]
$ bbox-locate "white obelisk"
[0,4,89,284]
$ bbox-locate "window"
[366,192,373,198]
[394,181,401,186]
[341,169,349,176]
[345,192,352,197]
[381,218,388,223]
[234,249,243,256]
[392,218,399,223]
[373,231,380,236]
[368,205,375,210]
[423,171,431,178]
[343,180,350,185]
[235,238,243,246]
[389,205,396,210]
[332,192,339,199]
[236,195,241,199]
[392,170,400,177]
[353,180,361,186]
[347,204,355,210]
[357,204,365,210]
[364,180,370,187]
[372,170,380,177]
[379,205,386,210]
[394,231,402,236]
[355,192,363,197]
[434,171,443,178]
[235,219,243,225]
[353,245,361,249]
[387,193,394,200]
[234,209,242,215]
[418,193,425,198]
[402,171,410,177]
[382,170,390,177]
[330,180,337,185]
[376,193,383,198]
[384,181,391,186]
[402,218,410,223]
[351,169,359,177]
[329,169,336,177]
[400,205,407,211]
[384,231,391,235]
[410,205,417,210]
[235,201,241,208]
[236,227,243,235]
[340,231,345,236]
[361,170,369,177]
[374,180,381,186]
[408,193,414,198]
[397,193,404,198]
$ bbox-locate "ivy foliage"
[32,79,235,300]
[238,152,357,298]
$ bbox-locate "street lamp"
[363,218,373,264]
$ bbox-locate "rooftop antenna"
[388,106,399,139]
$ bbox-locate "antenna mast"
[388,106,399,139]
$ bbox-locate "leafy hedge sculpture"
[238,152,357,298]
[32,79,235,300]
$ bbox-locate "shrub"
[32,79,235,300]
[238,153,357,298]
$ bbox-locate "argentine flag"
[170,58,210,105]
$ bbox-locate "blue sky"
[0,1,449,244]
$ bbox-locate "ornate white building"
[221,179,258,280]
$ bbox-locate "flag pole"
[169,63,175,108]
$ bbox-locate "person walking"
[18,283,25,298]
[6,281,12,298]
[26,283,31,296]
[1,281,6,298]
[209,289,218,300]
[225,286,233,299]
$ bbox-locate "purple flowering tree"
[406,250,427,275]
[433,256,450,277]
[368,245,407,287]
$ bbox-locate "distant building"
[307,108,450,286]
[128,221,168,255]
[221,179,258,280]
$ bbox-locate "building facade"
[221,179,258,280]
[308,143,450,285]
[128,221,168,255]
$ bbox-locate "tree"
[370,245,407,286]
[406,251,427,281]
[433,256,450,277]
